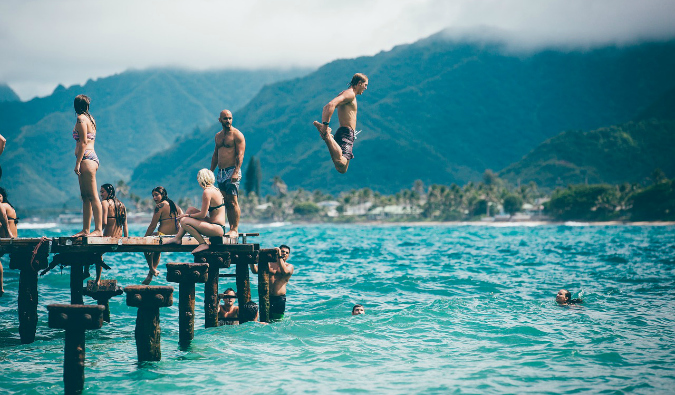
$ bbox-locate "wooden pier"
[0,234,275,344]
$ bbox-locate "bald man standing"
[210,109,246,238]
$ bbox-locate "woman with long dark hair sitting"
[0,187,18,238]
[100,184,129,238]
[72,94,103,237]
[143,186,183,284]
[164,169,228,254]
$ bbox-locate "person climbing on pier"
[313,73,368,174]
[163,169,229,254]
[143,186,183,284]
[250,244,293,321]
[210,109,245,239]
[218,288,239,325]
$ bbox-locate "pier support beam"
[232,251,258,320]
[256,249,278,323]
[9,245,49,344]
[194,252,230,328]
[82,280,123,323]
[52,253,108,305]
[166,262,208,347]
[124,285,173,362]
[47,304,104,395]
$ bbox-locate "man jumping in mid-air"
[313,73,368,174]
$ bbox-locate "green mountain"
[0,83,20,103]
[130,33,675,197]
[0,68,310,208]
[498,119,675,188]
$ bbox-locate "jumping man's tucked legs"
[313,122,349,174]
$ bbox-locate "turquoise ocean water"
[1,223,675,394]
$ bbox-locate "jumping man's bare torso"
[337,91,357,129]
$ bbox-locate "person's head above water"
[222,288,236,309]
[349,73,368,95]
[352,304,365,315]
[197,169,216,189]
[556,289,582,305]
[240,301,258,323]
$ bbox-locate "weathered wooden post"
[124,285,173,362]
[52,253,108,305]
[9,241,50,344]
[232,251,258,314]
[82,280,123,323]
[166,262,208,346]
[47,304,104,394]
[194,252,230,328]
[257,249,278,323]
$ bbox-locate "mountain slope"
[0,83,20,102]
[0,68,310,208]
[130,34,675,196]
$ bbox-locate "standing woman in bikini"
[143,186,183,284]
[72,94,103,237]
[164,169,228,254]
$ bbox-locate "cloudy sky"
[1,0,674,100]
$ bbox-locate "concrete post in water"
[232,251,258,314]
[257,249,278,323]
[124,285,173,362]
[47,304,104,395]
[82,280,123,323]
[9,244,49,344]
[194,252,230,328]
[166,262,208,346]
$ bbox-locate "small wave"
[17,222,58,229]
[564,221,590,227]
[264,221,291,228]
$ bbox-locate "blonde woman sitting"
[164,169,228,254]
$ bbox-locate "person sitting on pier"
[164,169,229,254]
[352,304,365,315]
[100,184,128,238]
[250,245,293,321]
[72,94,103,237]
[218,288,239,325]
[556,289,582,305]
[0,187,18,238]
[143,186,183,284]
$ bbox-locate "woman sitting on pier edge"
[143,186,183,284]
[164,169,228,254]
[0,187,18,238]
[72,94,103,237]
[101,184,128,238]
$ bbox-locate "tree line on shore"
[115,164,674,223]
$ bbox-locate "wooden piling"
[166,262,208,347]
[124,285,173,362]
[8,242,49,344]
[47,304,104,394]
[194,252,230,328]
[232,251,259,314]
[257,249,278,323]
[82,280,123,323]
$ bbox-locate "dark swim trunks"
[334,126,355,160]
[270,294,286,321]
[216,166,239,196]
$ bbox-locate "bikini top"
[72,129,96,141]
[208,190,226,212]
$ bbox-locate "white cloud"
[1,0,674,100]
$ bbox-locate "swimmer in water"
[556,289,582,305]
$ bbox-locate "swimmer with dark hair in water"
[556,289,582,305]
